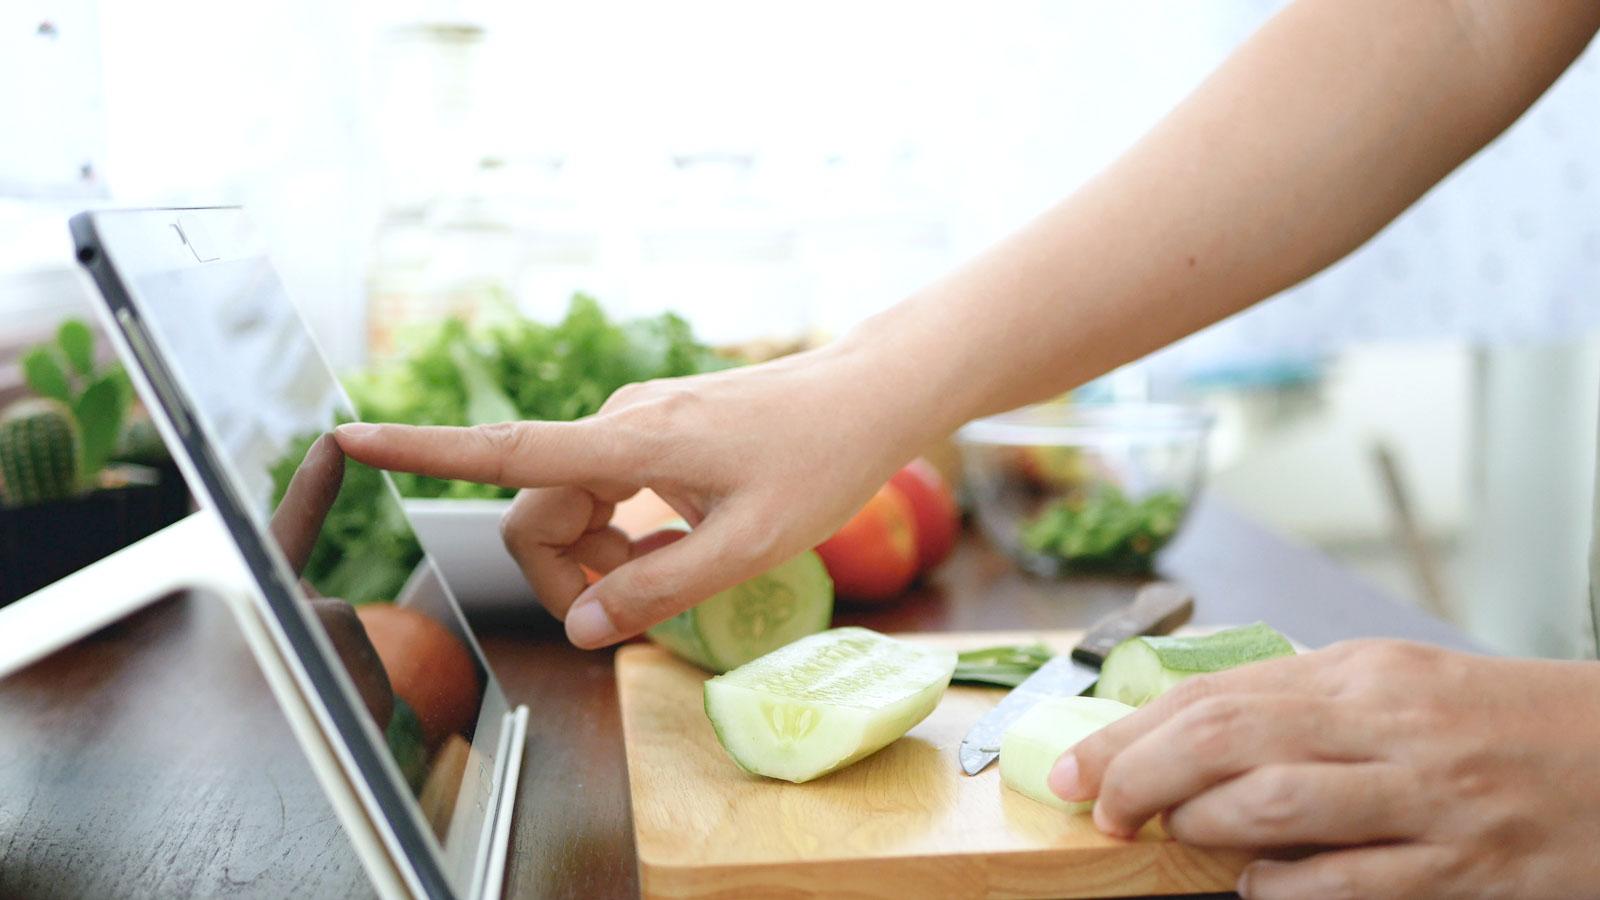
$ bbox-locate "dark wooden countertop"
[0,499,1478,899]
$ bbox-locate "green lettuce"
[344,293,735,501]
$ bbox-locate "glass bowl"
[956,402,1213,577]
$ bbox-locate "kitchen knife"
[957,582,1194,776]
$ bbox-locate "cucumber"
[703,627,957,783]
[648,549,834,672]
[1000,696,1135,812]
[1093,622,1295,707]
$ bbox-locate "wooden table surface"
[0,499,1479,900]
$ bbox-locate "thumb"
[563,511,770,648]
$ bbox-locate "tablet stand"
[0,509,412,898]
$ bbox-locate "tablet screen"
[82,210,515,898]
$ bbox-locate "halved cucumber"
[648,549,834,673]
[1000,696,1135,812]
[1093,622,1295,707]
[703,627,957,783]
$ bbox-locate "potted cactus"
[0,398,82,505]
[0,320,190,605]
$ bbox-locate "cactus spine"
[0,398,82,507]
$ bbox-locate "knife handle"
[1071,582,1195,667]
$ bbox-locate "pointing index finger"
[334,420,628,488]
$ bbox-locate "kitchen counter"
[0,498,1478,899]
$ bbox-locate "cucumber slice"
[1000,696,1135,812]
[648,549,834,672]
[1093,622,1295,706]
[703,627,957,783]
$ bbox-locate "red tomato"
[815,484,920,601]
[356,604,481,748]
[889,458,960,572]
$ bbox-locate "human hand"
[1054,640,1600,899]
[335,341,945,648]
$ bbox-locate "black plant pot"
[0,464,191,606]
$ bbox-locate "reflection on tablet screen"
[122,248,509,894]
[269,432,485,829]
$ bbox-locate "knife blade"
[957,582,1194,776]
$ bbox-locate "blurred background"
[2,0,1598,656]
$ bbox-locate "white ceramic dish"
[404,490,680,612]
[402,499,533,611]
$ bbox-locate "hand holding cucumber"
[1053,640,1600,898]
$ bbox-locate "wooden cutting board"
[616,630,1250,899]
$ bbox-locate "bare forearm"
[849,0,1600,439]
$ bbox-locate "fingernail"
[1092,802,1117,835]
[1091,802,1134,838]
[335,422,379,440]
[1237,861,1285,898]
[1048,753,1081,800]
[1237,861,1276,899]
[565,593,620,648]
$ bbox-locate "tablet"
[70,207,524,900]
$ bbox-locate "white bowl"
[402,498,534,611]
[403,489,681,611]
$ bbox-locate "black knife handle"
[1071,582,1195,667]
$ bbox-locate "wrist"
[827,300,990,455]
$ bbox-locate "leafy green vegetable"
[269,427,423,605]
[447,342,519,426]
[344,293,736,501]
[269,294,737,601]
[1020,487,1187,573]
[952,643,1055,687]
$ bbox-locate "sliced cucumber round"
[703,627,957,783]
[1093,622,1295,707]
[1000,695,1135,812]
[648,549,834,673]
